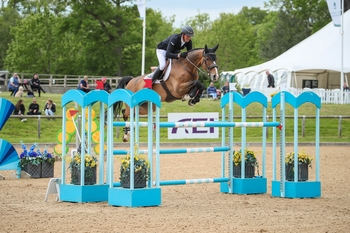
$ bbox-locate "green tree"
[260,0,331,60]
[207,12,261,72]
[5,8,82,73]
[0,7,21,69]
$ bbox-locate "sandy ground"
[0,145,350,233]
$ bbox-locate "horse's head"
[202,44,219,82]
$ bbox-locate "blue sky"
[145,0,267,27]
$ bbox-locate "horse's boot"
[152,68,163,83]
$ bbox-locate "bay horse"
[114,44,219,142]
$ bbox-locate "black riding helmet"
[181,26,194,37]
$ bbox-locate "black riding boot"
[152,68,163,83]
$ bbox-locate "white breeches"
[156,49,167,70]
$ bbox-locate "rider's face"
[183,34,192,42]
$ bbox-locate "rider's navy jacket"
[157,34,193,59]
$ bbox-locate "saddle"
[146,60,172,83]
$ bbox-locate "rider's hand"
[180,52,188,58]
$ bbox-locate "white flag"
[327,0,342,27]
[137,0,145,19]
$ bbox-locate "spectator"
[8,73,20,96]
[343,83,349,91]
[13,99,27,122]
[30,74,46,97]
[221,81,230,95]
[266,71,275,88]
[207,82,218,100]
[44,99,56,120]
[27,98,41,115]
[78,75,90,93]
[102,77,112,93]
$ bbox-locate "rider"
[152,25,194,83]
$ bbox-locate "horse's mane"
[188,48,203,53]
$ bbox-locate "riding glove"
[180,52,188,58]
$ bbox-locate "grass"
[0,91,349,145]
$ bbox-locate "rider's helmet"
[181,26,194,37]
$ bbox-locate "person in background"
[30,74,46,97]
[102,77,111,93]
[343,83,349,91]
[44,99,56,120]
[266,71,275,88]
[152,26,194,83]
[78,75,90,93]
[207,82,218,100]
[13,99,27,122]
[8,73,20,96]
[221,81,230,95]
[27,98,41,115]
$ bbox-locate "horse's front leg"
[188,81,205,106]
[122,126,130,142]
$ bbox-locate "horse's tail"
[116,76,133,89]
[113,76,133,119]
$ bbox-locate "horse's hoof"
[122,138,128,142]
[188,100,195,106]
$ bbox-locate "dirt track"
[0,145,350,233]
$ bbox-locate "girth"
[160,80,181,102]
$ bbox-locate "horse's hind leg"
[122,107,131,142]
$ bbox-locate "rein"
[179,50,218,77]
[177,59,199,78]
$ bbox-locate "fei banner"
[327,0,342,27]
[168,113,219,139]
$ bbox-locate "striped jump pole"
[112,147,230,156]
[113,121,280,128]
[113,177,230,187]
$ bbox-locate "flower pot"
[121,171,147,188]
[286,163,308,181]
[71,166,96,185]
[233,164,255,178]
[23,163,42,178]
[41,161,54,178]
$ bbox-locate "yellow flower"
[233,148,258,167]
[285,149,313,166]
[119,144,149,183]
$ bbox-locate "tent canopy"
[221,10,350,89]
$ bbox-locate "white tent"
[221,10,350,103]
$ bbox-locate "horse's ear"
[213,44,219,52]
[204,44,208,52]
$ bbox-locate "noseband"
[202,51,218,73]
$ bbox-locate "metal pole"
[340,0,344,104]
[37,115,41,139]
[141,0,146,75]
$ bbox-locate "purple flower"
[20,152,27,159]
[28,151,37,157]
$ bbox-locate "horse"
[114,44,219,142]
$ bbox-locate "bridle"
[201,51,218,73]
[178,49,218,78]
